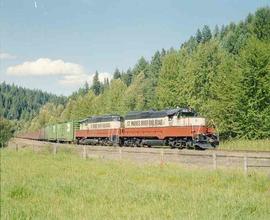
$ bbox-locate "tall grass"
[219,139,270,151]
[1,148,270,219]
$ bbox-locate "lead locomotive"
[76,108,219,150]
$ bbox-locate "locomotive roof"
[125,108,196,120]
[80,115,121,123]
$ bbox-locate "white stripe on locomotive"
[124,116,206,128]
[80,121,121,130]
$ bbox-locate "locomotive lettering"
[126,118,164,127]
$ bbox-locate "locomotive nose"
[194,133,219,149]
[208,134,219,147]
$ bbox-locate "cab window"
[168,115,174,121]
[177,112,196,118]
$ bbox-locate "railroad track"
[10,138,270,155]
[8,138,270,173]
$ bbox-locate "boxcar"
[44,126,49,141]
[45,124,57,142]
[39,128,45,140]
[56,121,79,143]
[17,128,45,140]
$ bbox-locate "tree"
[196,29,202,43]
[235,38,270,138]
[28,103,64,131]
[121,68,133,86]
[0,118,14,147]
[113,68,121,79]
[201,25,212,43]
[60,99,75,121]
[219,25,226,39]
[124,73,146,111]
[253,7,270,41]
[0,82,66,121]
[144,51,164,108]
[213,25,219,38]
[92,71,101,96]
[160,48,166,56]
[132,57,149,78]
[76,81,90,96]
[103,78,110,90]
[76,91,96,119]
[182,36,198,54]
[156,50,189,108]
[103,79,127,115]
[179,40,241,138]
[84,81,89,92]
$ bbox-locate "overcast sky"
[0,0,269,95]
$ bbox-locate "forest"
[0,83,66,145]
[2,7,270,140]
[0,82,66,121]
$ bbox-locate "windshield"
[178,112,196,117]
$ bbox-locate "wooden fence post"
[83,145,87,159]
[160,149,164,166]
[244,156,248,175]
[16,144,19,152]
[119,148,122,160]
[53,145,57,155]
[213,153,217,170]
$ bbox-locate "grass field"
[219,139,270,151]
[1,148,270,219]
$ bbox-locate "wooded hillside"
[25,7,270,139]
[0,82,66,121]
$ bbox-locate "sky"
[0,0,269,96]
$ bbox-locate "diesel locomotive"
[18,107,219,150]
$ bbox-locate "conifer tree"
[132,57,149,78]
[253,7,270,41]
[92,71,101,96]
[196,29,202,43]
[122,68,133,86]
[213,25,219,38]
[113,68,121,79]
[201,25,212,43]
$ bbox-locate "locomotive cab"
[176,108,197,118]
[173,108,219,149]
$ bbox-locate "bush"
[0,118,14,147]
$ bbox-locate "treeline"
[28,7,270,139]
[0,82,67,121]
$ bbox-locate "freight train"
[18,108,219,150]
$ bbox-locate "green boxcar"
[39,128,45,140]
[56,121,79,142]
[44,126,49,141]
[45,124,57,141]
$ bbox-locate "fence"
[13,143,270,175]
